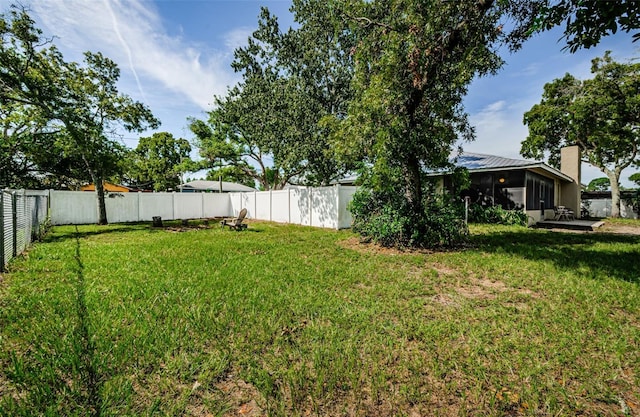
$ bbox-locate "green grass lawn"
[1,220,639,416]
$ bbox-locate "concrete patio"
[536,219,605,231]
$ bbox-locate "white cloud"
[224,27,253,52]
[29,0,236,110]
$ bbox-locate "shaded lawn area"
[0,221,638,416]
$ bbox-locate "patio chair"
[220,208,248,231]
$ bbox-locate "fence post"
[172,191,176,220]
[0,192,5,272]
[201,192,205,219]
[269,190,272,222]
[309,188,313,227]
[336,185,341,229]
[254,190,257,219]
[288,188,291,224]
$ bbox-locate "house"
[80,182,140,192]
[336,146,582,225]
[178,180,256,193]
[442,146,581,224]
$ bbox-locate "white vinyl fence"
[1,190,50,272]
[49,185,358,229]
[229,185,358,229]
[582,198,638,219]
[50,191,231,225]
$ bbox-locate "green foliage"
[334,0,540,248]
[630,172,640,187]
[193,2,354,190]
[349,188,468,248]
[623,189,640,214]
[522,51,640,217]
[586,177,611,191]
[468,204,528,226]
[127,132,193,191]
[205,166,256,188]
[0,6,158,222]
[530,0,640,52]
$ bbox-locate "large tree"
[127,132,193,191]
[522,52,640,218]
[332,0,537,247]
[193,2,354,190]
[0,6,159,223]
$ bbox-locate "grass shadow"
[470,229,640,284]
[43,224,149,243]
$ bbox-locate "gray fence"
[1,190,50,272]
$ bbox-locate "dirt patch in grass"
[214,374,264,417]
[339,237,411,256]
[457,277,541,302]
[599,224,640,235]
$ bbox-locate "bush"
[349,188,468,249]
[468,203,527,226]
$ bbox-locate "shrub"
[349,188,468,249]
[468,203,527,226]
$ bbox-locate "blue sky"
[6,0,639,186]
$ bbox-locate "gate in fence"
[0,190,50,272]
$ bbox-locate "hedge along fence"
[48,185,358,229]
[1,190,50,272]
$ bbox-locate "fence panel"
[255,192,271,221]
[139,193,174,221]
[1,190,50,272]
[270,190,290,223]
[1,192,13,269]
[290,187,310,226]
[338,186,358,229]
[106,193,141,223]
[310,187,338,229]
[51,191,97,225]
[203,194,229,218]
[174,193,204,219]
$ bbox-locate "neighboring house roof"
[81,182,138,192]
[179,180,256,192]
[332,174,359,186]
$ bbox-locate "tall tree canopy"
[522,52,640,218]
[532,0,640,52]
[332,0,537,247]
[127,132,193,191]
[192,0,355,190]
[586,177,611,192]
[0,6,159,223]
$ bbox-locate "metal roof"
[454,152,574,182]
[179,180,256,192]
[335,152,575,184]
[455,152,535,170]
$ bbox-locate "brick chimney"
[560,145,581,217]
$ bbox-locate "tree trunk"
[404,155,423,216]
[94,175,108,225]
[606,170,622,218]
